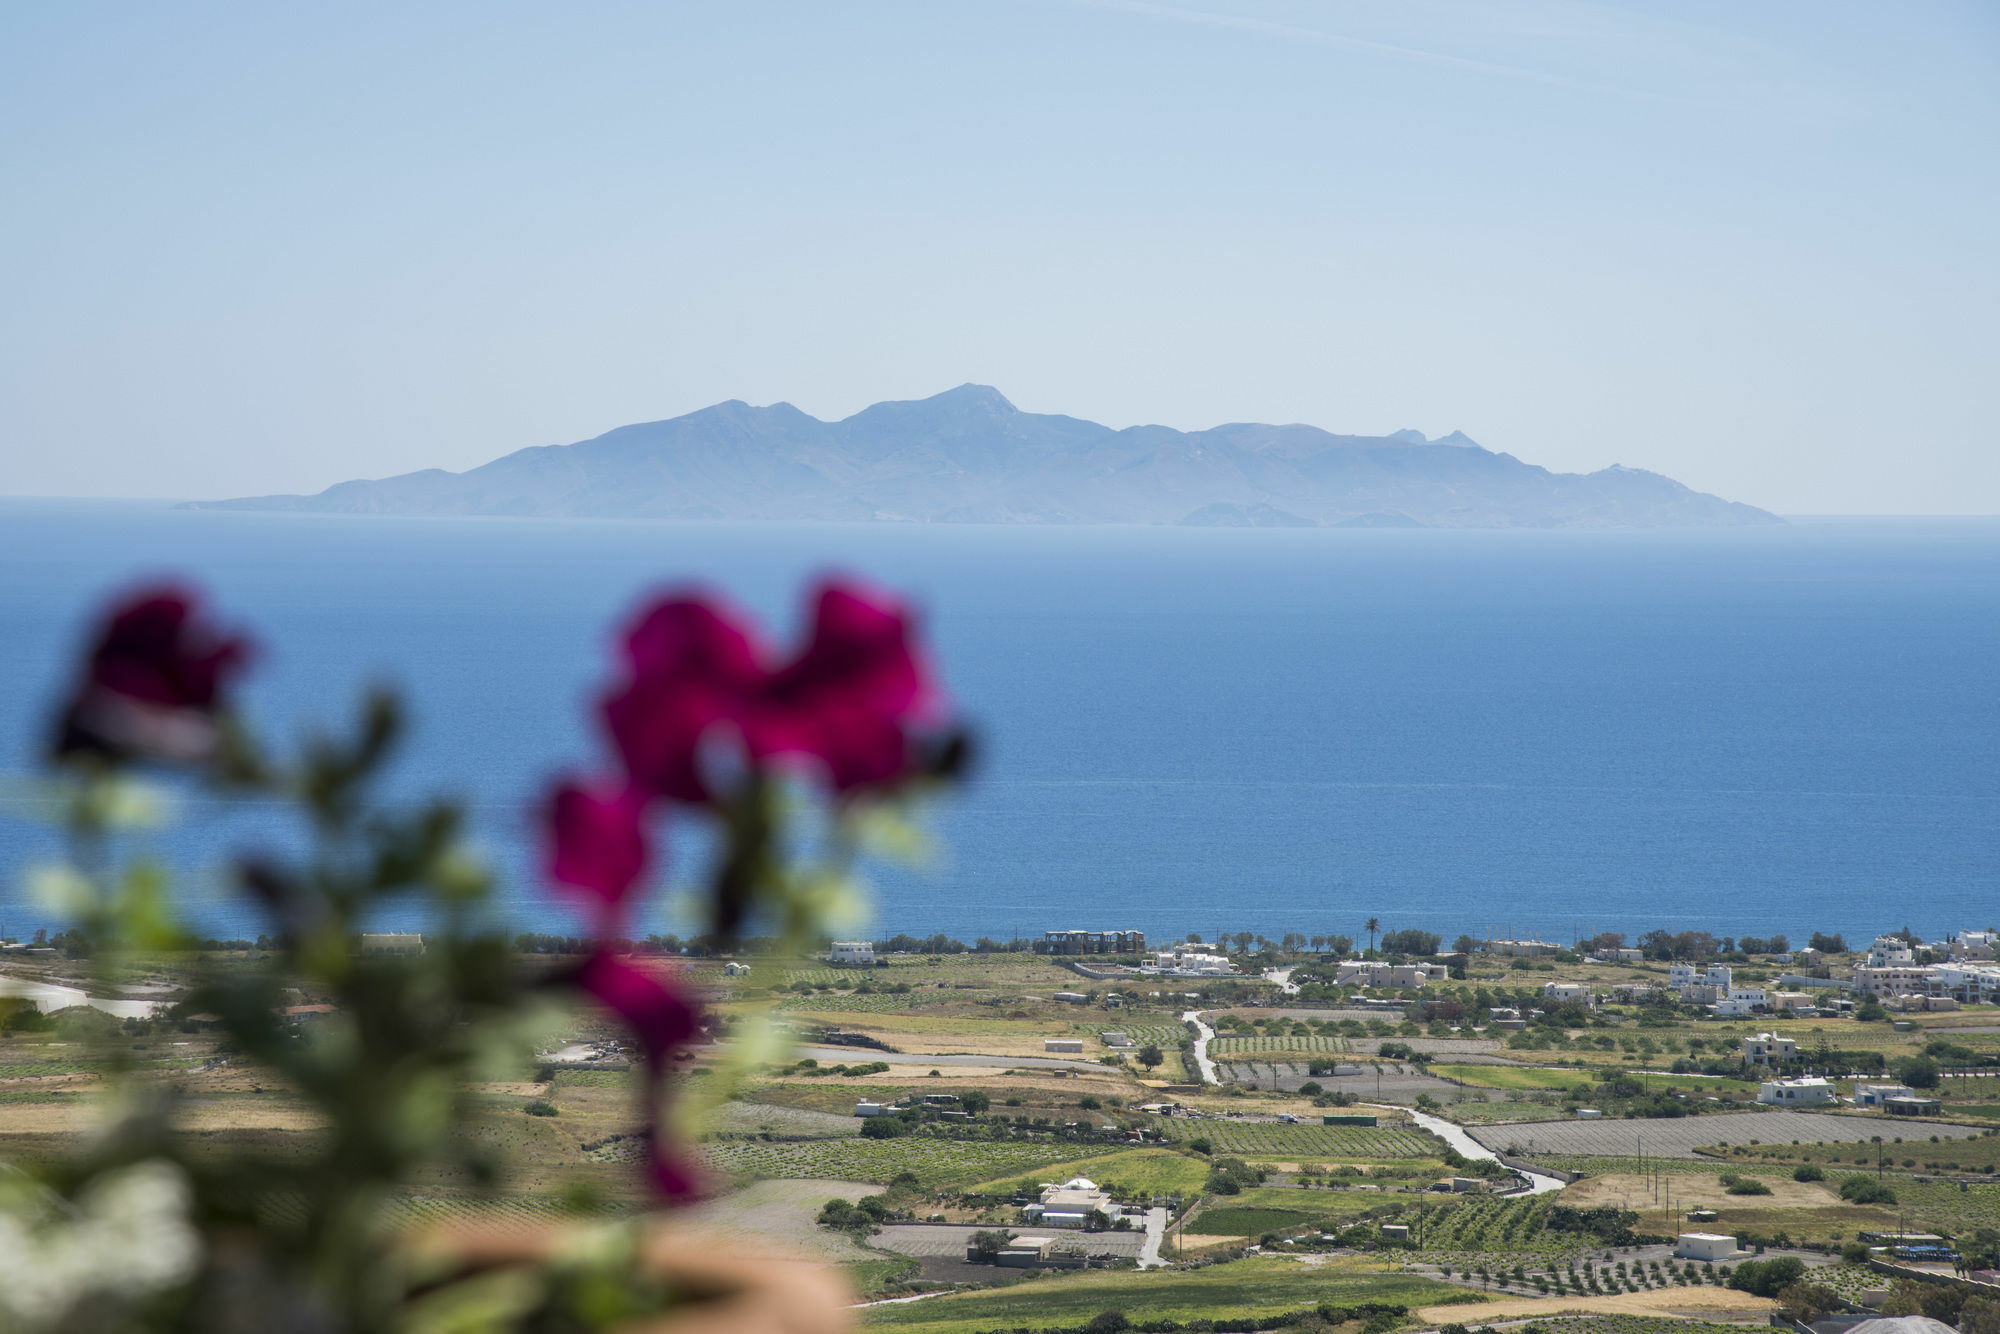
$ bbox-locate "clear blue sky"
[2,2,1994,513]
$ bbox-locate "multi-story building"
[829,941,875,966]
[1040,929,1147,956]
[1865,936,1917,968]
[1542,982,1590,1004]
[1854,963,1933,997]
[1669,964,1733,994]
[1924,964,2000,1004]
[1741,1032,1798,1067]
[1950,931,1998,961]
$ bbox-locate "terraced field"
[700,1136,1087,1186]
[773,992,927,1013]
[1162,1118,1439,1159]
[1095,1024,1182,1047]
[1473,1110,1986,1159]
[1210,1035,1346,1056]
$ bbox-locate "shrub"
[1793,1164,1825,1182]
[1728,1257,1807,1297]
[1838,1174,1898,1205]
[1726,1178,1772,1196]
[860,1116,909,1139]
[522,1099,558,1117]
[966,1229,1012,1263]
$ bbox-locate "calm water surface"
[1,503,1995,946]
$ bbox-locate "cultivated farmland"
[1162,1118,1438,1159]
[700,1136,1088,1186]
[1472,1110,1985,1159]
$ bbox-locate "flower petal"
[545,780,652,923]
[576,950,698,1069]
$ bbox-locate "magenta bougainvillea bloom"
[573,949,706,1200]
[600,595,767,803]
[601,579,939,802]
[544,780,652,929]
[644,1136,705,1203]
[575,949,700,1071]
[53,584,252,765]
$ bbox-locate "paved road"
[1400,1107,1566,1195]
[1181,1010,1218,1084]
[1469,1109,1985,1159]
[1137,1206,1170,1268]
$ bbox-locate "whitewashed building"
[1758,1076,1835,1107]
[1741,1033,1798,1067]
[829,941,875,966]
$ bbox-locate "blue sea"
[2,502,1996,948]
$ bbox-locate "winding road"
[1401,1107,1566,1195]
[1179,1010,1218,1084]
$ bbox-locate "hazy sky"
[3,2,1995,513]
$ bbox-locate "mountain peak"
[1388,428,1429,444]
[930,383,1016,412]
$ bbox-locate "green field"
[967,1147,1210,1197]
[700,1136,1086,1186]
[860,1257,1475,1334]
[1163,1119,1439,1160]
[1186,1186,1397,1237]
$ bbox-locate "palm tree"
[1365,918,1380,953]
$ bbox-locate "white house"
[1741,1033,1797,1067]
[1613,948,1645,963]
[720,961,751,977]
[1867,936,1917,968]
[1950,931,1998,961]
[829,941,875,966]
[1152,948,1233,976]
[1021,1177,1122,1229]
[1541,982,1590,1004]
[1669,963,1733,994]
[1854,1083,1917,1107]
[1758,1076,1834,1107]
[1045,1038,1084,1053]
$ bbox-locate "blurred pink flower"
[601,580,941,802]
[54,585,252,765]
[573,950,706,1201]
[644,1136,705,1203]
[575,949,699,1071]
[754,581,938,793]
[601,595,766,803]
[544,780,652,928]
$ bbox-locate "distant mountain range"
[186,385,1778,528]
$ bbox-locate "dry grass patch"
[1565,1171,1840,1212]
[1411,1287,1776,1323]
